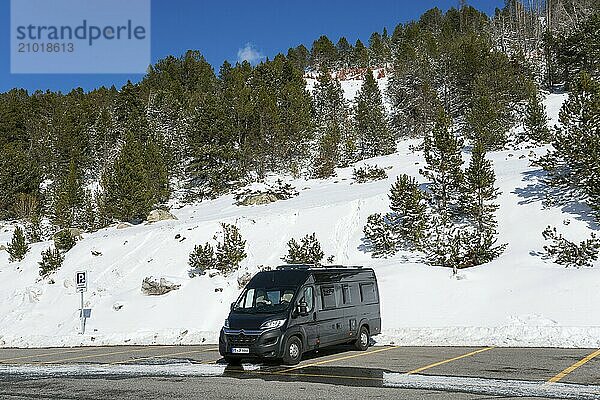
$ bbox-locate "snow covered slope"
[1,92,599,349]
[305,67,390,105]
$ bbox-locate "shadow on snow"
[512,168,599,231]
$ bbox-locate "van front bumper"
[219,328,283,359]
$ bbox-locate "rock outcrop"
[141,277,181,296]
[238,193,279,206]
[234,180,298,206]
[52,228,83,241]
[147,209,178,223]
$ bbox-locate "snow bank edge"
[2,326,599,349]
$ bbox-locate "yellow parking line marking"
[34,346,179,365]
[547,349,600,384]
[406,347,494,374]
[278,346,398,374]
[110,347,219,365]
[0,347,108,363]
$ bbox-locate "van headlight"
[260,319,286,330]
[223,319,230,329]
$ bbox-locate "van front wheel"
[354,326,369,351]
[282,336,303,365]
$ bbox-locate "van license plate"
[231,347,250,354]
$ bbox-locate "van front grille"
[227,334,258,346]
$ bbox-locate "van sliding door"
[316,285,345,346]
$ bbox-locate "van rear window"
[360,283,376,303]
[320,285,336,309]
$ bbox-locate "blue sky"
[0,0,504,93]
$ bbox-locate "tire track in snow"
[331,199,363,263]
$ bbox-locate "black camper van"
[219,265,381,365]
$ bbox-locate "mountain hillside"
[2,90,599,349]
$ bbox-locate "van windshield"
[234,287,296,314]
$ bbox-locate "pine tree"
[277,57,315,173]
[302,233,325,264]
[363,174,428,258]
[353,164,387,183]
[50,91,93,180]
[352,40,370,68]
[8,226,29,262]
[419,111,467,269]
[313,123,342,178]
[461,138,505,265]
[287,44,311,71]
[14,192,39,221]
[336,37,354,69]
[89,106,118,176]
[312,67,352,177]
[354,70,395,159]
[538,72,600,217]
[81,190,98,232]
[283,238,303,264]
[523,88,551,143]
[387,41,441,139]
[54,229,77,253]
[313,66,346,128]
[100,131,169,222]
[282,233,325,265]
[388,174,428,248]
[188,243,216,277]
[363,214,397,257]
[215,223,247,274]
[368,32,388,66]
[0,144,41,219]
[236,56,313,179]
[381,27,391,63]
[53,159,84,228]
[26,213,42,243]
[187,91,241,196]
[465,91,508,151]
[39,247,64,277]
[542,226,600,268]
[427,221,477,271]
[146,91,188,179]
[311,35,338,69]
[554,13,600,84]
[144,134,170,202]
[420,111,464,219]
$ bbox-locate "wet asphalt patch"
[1,345,599,398]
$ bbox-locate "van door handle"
[312,312,316,321]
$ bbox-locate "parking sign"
[76,271,87,292]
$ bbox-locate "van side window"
[342,284,351,304]
[360,283,376,303]
[320,285,336,309]
[301,286,314,312]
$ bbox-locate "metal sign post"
[76,271,88,334]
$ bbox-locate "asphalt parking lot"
[0,344,599,399]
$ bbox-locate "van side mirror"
[297,301,308,317]
[230,302,235,311]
